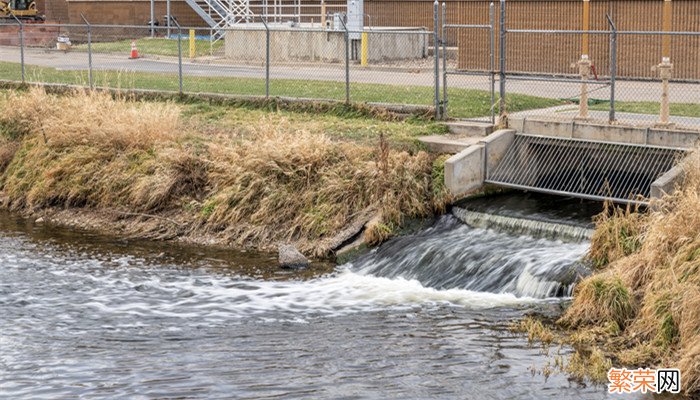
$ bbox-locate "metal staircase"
[183,0,253,41]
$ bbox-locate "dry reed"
[0,88,447,256]
[559,149,700,395]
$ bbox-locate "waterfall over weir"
[348,211,591,299]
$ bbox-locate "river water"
[0,197,635,399]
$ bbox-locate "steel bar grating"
[486,134,688,205]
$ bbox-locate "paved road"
[1,46,698,104]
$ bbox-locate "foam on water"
[348,215,590,299]
[1,213,589,323]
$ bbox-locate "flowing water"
[0,195,642,399]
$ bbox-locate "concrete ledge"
[446,121,494,137]
[418,135,481,154]
[651,164,685,199]
[647,128,700,148]
[574,122,646,144]
[521,118,574,138]
[511,117,699,149]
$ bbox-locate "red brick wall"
[67,0,206,26]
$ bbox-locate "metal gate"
[440,2,497,123]
[486,134,687,205]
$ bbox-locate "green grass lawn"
[590,101,700,118]
[0,61,562,119]
[179,101,449,150]
[73,37,224,58]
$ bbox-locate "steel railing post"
[433,0,441,120]
[340,17,350,104]
[81,14,93,88]
[178,27,183,94]
[442,2,448,119]
[499,0,506,119]
[150,0,155,38]
[10,13,25,83]
[261,17,270,98]
[607,14,617,124]
[167,0,172,37]
[490,1,496,124]
[169,16,183,94]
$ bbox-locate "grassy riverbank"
[518,150,700,396]
[0,87,450,256]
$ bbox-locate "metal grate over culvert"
[485,134,688,205]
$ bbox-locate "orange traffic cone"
[129,40,140,59]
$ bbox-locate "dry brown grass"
[0,88,448,256]
[0,137,19,175]
[559,149,700,395]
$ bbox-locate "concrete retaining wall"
[651,165,685,199]
[224,28,426,63]
[444,129,515,197]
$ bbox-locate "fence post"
[10,13,25,83]
[489,1,496,124]
[607,14,617,124]
[178,27,183,94]
[340,17,350,104]
[81,14,93,89]
[150,0,155,38]
[498,0,506,119]
[261,18,270,98]
[442,2,448,119]
[433,0,441,120]
[169,16,183,95]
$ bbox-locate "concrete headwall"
[510,117,700,149]
[651,165,685,199]
[444,129,515,197]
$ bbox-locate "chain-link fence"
[0,2,698,131]
[0,15,441,115]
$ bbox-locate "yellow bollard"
[189,29,195,59]
[361,32,368,67]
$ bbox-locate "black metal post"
[10,13,24,83]
[81,14,93,88]
[442,2,448,119]
[169,16,183,94]
[433,0,441,120]
[498,0,506,118]
[261,17,270,98]
[607,14,617,124]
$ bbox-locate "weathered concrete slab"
[445,144,484,197]
[479,129,516,172]
[521,118,574,138]
[418,135,482,154]
[573,123,646,144]
[651,165,685,199]
[444,129,517,197]
[647,128,700,149]
[511,117,699,149]
[446,121,494,137]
